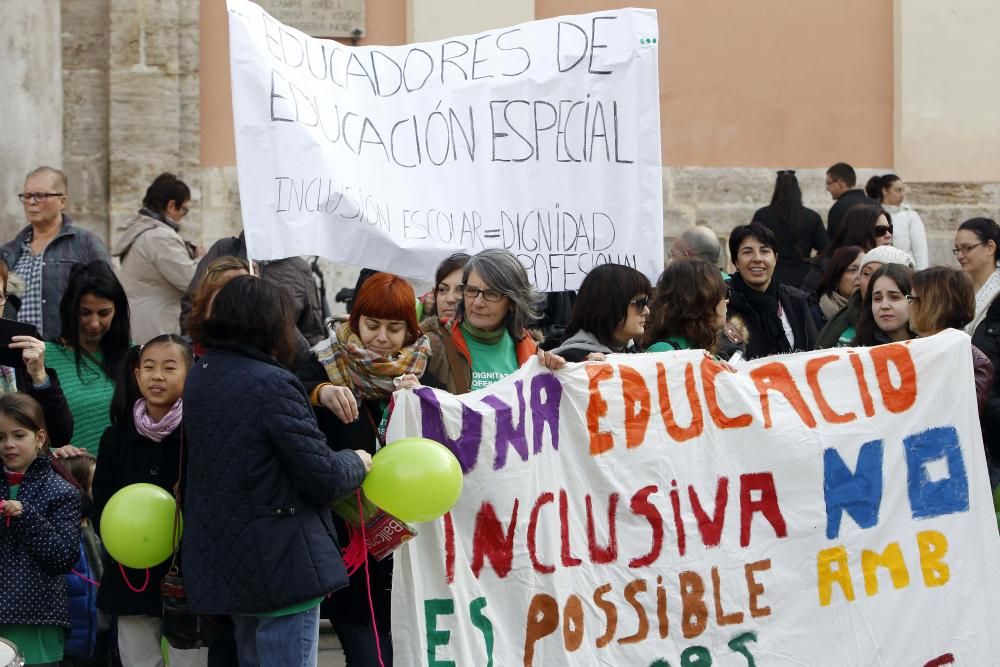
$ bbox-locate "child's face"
[0,414,45,474]
[134,343,189,415]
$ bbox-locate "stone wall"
[9,2,998,308]
[663,167,1000,270]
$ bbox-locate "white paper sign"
[227,0,663,291]
[387,331,1000,665]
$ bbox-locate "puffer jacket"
[0,214,111,338]
[112,211,198,344]
[0,455,82,627]
[181,344,367,614]
[64,537,97,657]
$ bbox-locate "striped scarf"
[314,322,431,400]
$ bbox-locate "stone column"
[107,0,202,246]
[894,0,1000,182]
[0,1,63,241]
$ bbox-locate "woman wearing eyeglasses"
[907,267,993,416]
[427,248,565,394]
[548,264,651,362]
[952,218,1000,335]
[111,173,202,344]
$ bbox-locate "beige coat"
[112,212,198,344]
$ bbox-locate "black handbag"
[159,430,222,649]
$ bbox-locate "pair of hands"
[8,335,48,386]
[0,499,23,518]
[317,350,567,424]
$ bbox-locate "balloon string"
[72,569,101,587]
[118,563,150,593]
[357,488,385,667]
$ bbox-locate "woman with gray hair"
[426,248,564,394]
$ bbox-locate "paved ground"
[318,622,347,667]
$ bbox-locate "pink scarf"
[133,398,183,442]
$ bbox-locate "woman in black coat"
[182,276,370,667]
[301,272,438,667]
[753,170,830,289]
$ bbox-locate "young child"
[59,452,104,664]
[0,392,82,666]
[92,334,207,667]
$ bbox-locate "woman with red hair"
[297,271,433,666]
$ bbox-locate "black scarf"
[730,273,791,354]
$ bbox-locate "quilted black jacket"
[181,344,367,614]
[0,455,81,627]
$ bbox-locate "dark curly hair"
[644,261,727,353]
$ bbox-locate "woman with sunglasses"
[427,249,564,394]
[866,173,929,269]
[549,264,651,361]
[803,204,896,298]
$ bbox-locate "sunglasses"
[874,224,894,236]
[630,296,649,309]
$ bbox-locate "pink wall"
[537,0,894,168]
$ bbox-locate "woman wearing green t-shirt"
[644,261,730,356]
[427,249,565,394]
[45,261,131,456]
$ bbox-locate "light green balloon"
[100,483,181,569]
[362,438,463,523]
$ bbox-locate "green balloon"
[100,483,181,569]
[994,484,1000,513]
[362,438,463,523]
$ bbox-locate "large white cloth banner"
[387,330,1000,665]
[227,0,663,291]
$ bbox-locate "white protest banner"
[386,330,1000,665]
[226,0,663,291]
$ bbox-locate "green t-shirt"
[837,325,857,347]
[251,597,323,618]
[465,331,518,391]
[0,625,64,664]
[44,343,114,455]
[647,337,692,352]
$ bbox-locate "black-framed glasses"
[18,192,64,203]
[630,296,649,309]
[952,241,987,256]
[874,224,893,236]
[180,205,190,216]
[905,294,921,304]
[460,285,505,302]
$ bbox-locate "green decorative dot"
[652,38,657,43]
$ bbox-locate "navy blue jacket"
[181,344,367,614]
[64,537,98,657]
[0,455,81,627]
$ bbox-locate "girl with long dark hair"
[753,170,830,288]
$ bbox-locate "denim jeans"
[231,606,320,667]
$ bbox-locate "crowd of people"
[0,160,995,667]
